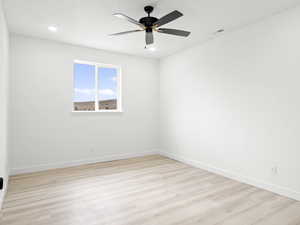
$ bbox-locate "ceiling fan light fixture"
[111,6,191,46]
[148,46,156,51]
[145,45,156,51]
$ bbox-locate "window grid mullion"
[95,65,99,111]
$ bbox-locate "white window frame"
[73,60,122,113]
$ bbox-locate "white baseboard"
[0,192,4,210]
[160,151,300,201]
[11,150,160,175]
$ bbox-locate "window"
[73,60,122,112]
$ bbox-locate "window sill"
[72,110,123,113]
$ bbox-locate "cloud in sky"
[99,89,115,96]
[75,88,115,96]
[74,88,95,95]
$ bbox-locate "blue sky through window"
[74,63,118,102]
[73,63,95,102]
[98,67,117,101]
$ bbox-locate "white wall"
[10,35,159,174]
[7,2,300,202]
[160,6,300,200]
[0,0,9,209]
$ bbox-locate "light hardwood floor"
[1,155,300,225]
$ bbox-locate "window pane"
[73,63,96,111]
[98,67,118,110]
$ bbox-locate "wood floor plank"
[1,155,299,225]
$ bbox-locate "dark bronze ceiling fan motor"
[139,6,158,32]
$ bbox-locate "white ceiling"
[4,0,300,58]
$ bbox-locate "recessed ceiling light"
[114,14,123,18]
[48,25,58,32]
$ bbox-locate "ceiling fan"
[110,6,191,46]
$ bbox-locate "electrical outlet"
[0,177,3,190]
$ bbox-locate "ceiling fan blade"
[113,13,145,29]
[110,30,143,36]
[157,28,191,37]
[146,32,154,45]
[153,10,183,28]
